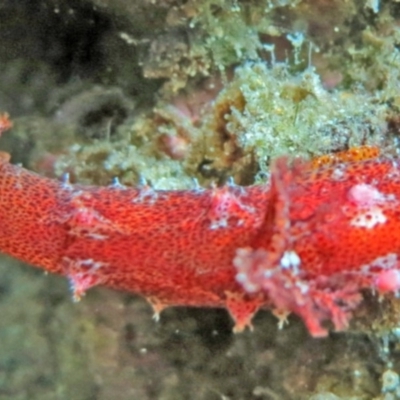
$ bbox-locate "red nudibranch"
[1,113,400,337]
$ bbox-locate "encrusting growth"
[1,113,400,337]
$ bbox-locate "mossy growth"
[149,0,299,94]
[30,1,400,191]
[202,61,389,182]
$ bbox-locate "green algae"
[53,1,400,189]
[205,62,389,181]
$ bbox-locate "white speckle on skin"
[375,269,400,293]
[348,183,387,207]
[70,258,108,270]
[208,187,256,230]
[296,281,309,294]
[280,250,301,274]
[85,233,109,240]
[233,247,266,293]
[132,185,158,204]
[63,257,108,301]
[361,253,398,273]
[331,167,346,181]
[235,272,259,293]
[346,183,397,230]
[350,207,387,229]
[210,218,229,230]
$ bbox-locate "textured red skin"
[235,156,400,335]
[1,146,400,336]
[0,154,270,331]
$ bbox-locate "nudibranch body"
[0,113,399,336]
[0,154,270,332]
[234,155,400,336]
